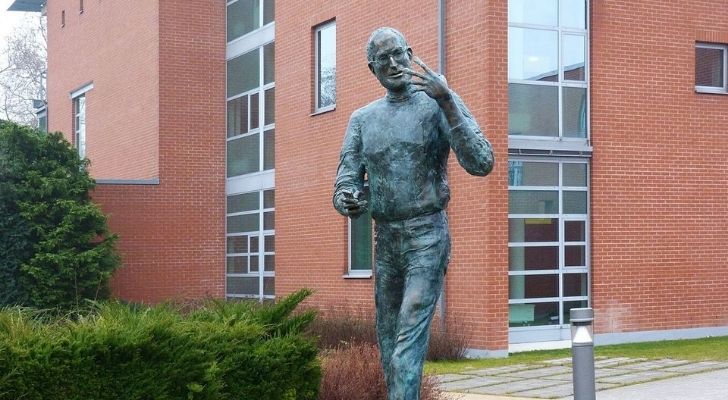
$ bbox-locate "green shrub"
[0,289,320,400]
[0,120,119,309]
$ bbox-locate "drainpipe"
[437,0,447,332]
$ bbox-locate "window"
[347,186,372,276]
[226,0,275,299]
[695,43,727,94]
[73,94,86,158]
[227,0,274,43]
[79,0,84,14]
[226,43,275,177]
[508,159,589,331]
[61,10,65,27]
[315,21,336,112]
[508,0,588,140]
[37,109,47,133]
[226,189,275,300]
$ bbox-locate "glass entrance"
[508,159,589,343]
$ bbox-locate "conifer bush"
[0,120,119,308]
[0,289,320,400]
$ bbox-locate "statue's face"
[368,33,413,93]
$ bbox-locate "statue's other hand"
[339,191,368,217]
[404,56,451,102]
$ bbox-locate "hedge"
[0,289,320,400]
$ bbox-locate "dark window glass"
[227,50,260,97]
[264,235,275,252]
[263,277,275,296]
[264,255,275,271]
[227,0,260,42]
[695,46,725,88]
[263,0,274,25]
[565,245,586,267]
[563,87,587,138]
[227,96,249,137]
[509,218,559,242]
[263,190,275,208]
[227,192,259,213]
[563,273,588,297]
[509,274,559,299]
[263,211,274,230]
[264,43,275,85]
[227,133,260,177]
[227,214,260,234]
[509,84,558,136]
[509,246,559,271]
[563,163,588,187]
[227,235,249,254]
[508,161,558,186]
[563,191,587,214]
[250,92,260,130]
[263,129,275,170]
[227,276,258,295]
[565,221,586,242]
[226,256,247,273]
[509,302,559,327]
[509,191,559,214]
[264,88,275,126]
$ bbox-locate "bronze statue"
[333,27,494,400]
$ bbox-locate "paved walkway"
[436,356,728,399]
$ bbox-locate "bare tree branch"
[0,15,47,127]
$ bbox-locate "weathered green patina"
[333,27,494,400]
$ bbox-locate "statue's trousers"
[374,210,450,400]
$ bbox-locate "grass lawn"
[425,336,728,375]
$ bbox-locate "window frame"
[314,20,337,114]
[695,42,728,94]
[226,189,276,301]
[507,157,591,334]
[70,82,93,159]
[507,0,591,152]
[73,95,85,158]
[225,2,275,300]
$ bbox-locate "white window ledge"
[343,271,372,279]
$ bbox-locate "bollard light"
[570,308,594,346]
[570,307,596,400]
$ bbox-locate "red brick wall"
[590,1,728,333]
[274,0,510,351]
[46,0,159,180]
[47,0,226,302]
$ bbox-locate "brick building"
[12,0,728,355]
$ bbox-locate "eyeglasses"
[370,48,408,67]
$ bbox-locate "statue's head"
[366,27,413,93]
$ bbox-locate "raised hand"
[404,56,452,102]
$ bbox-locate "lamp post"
[570,307,596,400]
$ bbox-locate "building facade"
[18,0,728,354]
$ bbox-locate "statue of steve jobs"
[333,27,494,400]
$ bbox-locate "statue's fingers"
[402,68,427,80]
[413,56,436,75]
